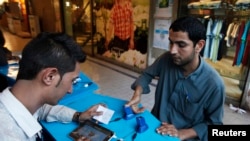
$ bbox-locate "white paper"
[93,105,114,124]
[152,19,171,50]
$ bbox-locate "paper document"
[93,105,114,124]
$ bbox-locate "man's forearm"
[178,128,197,140]
[134,85,143,96]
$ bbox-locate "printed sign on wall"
[153,19,171,50]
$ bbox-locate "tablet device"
[69,120,114,141]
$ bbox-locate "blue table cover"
[41,92,180,141]
[58,72,99,104]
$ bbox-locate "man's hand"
[126,86,145,113]
[79,104,105,122]
[126,95,145,114]
[156,122,179,137]
[156,122,197,140]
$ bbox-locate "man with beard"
[126,16,225,141]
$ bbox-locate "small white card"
[93,105,114,124]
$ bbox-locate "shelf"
[188,8,228,17]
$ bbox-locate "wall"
[147,0,178,66]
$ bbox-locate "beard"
[171,50,196,67]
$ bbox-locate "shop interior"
[63,0,250,106]
[177,0,250,106]
[0,0,249,107]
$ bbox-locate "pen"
[83,82,93,87]
[185,92,191,102]
[73,80,93,87]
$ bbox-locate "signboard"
[152,19,171,50]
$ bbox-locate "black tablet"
[69,120,114,141]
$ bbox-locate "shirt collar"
[195,56,204,74]
[0,88,42,138]
[178,56,204,79]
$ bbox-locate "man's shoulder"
[0,101,20,129]
[0,101,13,120]
[201,60,224,86]
[0,107,28,140]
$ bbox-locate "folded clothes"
[188,1,221,9]
[188,2,201,9]
[235,0,250,10]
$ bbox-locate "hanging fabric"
[233,20,245,66]
[229,22,241,47]
[236,20,250,66]
[242,31,250,66]
[225,22,235,47]
[217,19,227,61]
[203,18,213,59]
[210,19,223,62]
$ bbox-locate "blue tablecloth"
[58,72,99,104]
[41,92,180,141]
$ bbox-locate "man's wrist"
[73,112,81,122]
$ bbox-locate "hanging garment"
[203,18,213,59]
[236,20,250,66]
[233,21,245,66]
[242,30,250,66]
[200,18,209,57]
[208,19,218,59]
[210,20,223,62]
[217,20,227,61]
[230,23,241,47]
[225,22,235,47]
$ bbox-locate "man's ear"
[195,39,205,53]
[42,68,58,85]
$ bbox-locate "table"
[58,72,99,105]
[41,90,180,141]
[41,92,180,141]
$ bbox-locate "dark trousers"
[109,36,130,51]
